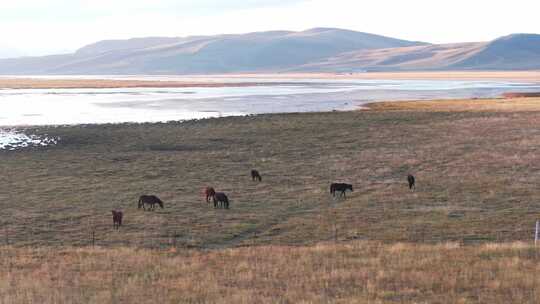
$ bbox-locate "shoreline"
[1,71,540,89]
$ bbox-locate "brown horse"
[251,170,262,182]
[112,210,123,229]
[204,187,216,203]
[138,195,164,211]
[213,192,229,209]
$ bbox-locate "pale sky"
[1,0,539,57]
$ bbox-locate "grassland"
[4,97,540,303]
[3,97,540,249]
[1,242,539,303]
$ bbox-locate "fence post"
[535,221,539,246]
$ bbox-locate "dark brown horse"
[213,192,229,209]
[112,210,123,229]
[138,195,164,211]
[251,170,262,182]
[407,174,416,190]
[204,187,216,203]
[330,183,353,198]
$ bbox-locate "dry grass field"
[3,97,540,302]
[1,242,539,303]
[2,97,540,248]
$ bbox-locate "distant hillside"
[0,28,423,74]
[450,34,540,70]
[0,30,539,74]
[298,34,540,71]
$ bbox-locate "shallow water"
[0,129,58,150]
[1,77,540,149]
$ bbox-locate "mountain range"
[0,28,539,74]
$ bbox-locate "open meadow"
[3,97,540,302]
[3,97,540,248]
[1,242,539,303]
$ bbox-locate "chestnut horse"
[204,187,216,203]
[112,210,123,229]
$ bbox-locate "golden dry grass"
[366,97,540,112]
[1,242,539,303]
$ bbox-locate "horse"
[251,170,262,182]
[204,187,216,203]
[407,174,416,190]
[213,192,229,209]
[111,210,123,229]
[330,183,353,198]
[138,195,164,211]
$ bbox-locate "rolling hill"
[299,34,540,71]
[0,30,538,74]
[0,28,423,74]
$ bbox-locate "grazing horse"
[330,183,353,198]
[204,187,216,203]
[251,170,262,182]
[138,195,164,211]
[407,174,416,190]
[213,192,229,209]
[112,210,123,229]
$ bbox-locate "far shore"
[1,71,539,89]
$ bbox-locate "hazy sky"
[1,0,539,56]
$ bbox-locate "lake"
[1,77,540,149]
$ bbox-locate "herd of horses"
[111,169,416,229]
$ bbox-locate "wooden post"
[535,221,539,246]
[4,227,8,246]
[92,230,95,247]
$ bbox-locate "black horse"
[213,192,229,209]
[330,183,353,197]
[407,174,416,190]
[251,170,262,182]
[138,195,164,211]
[111,210,123,229]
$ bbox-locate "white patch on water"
[0,130,58,150]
